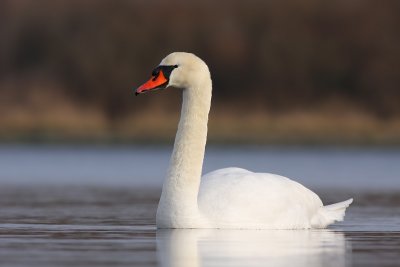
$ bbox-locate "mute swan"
[135,52,352,229]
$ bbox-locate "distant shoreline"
[1,106,399,146]
[0,115,400,147]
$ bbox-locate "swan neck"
[157,81,211,227]
[171,87,210,181]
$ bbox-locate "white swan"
[135,52,352,229]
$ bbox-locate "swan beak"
[135,70,168,96]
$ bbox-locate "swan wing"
[198,167,323,229]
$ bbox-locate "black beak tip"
[135,91,139,96]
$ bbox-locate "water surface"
[0,145,399,267]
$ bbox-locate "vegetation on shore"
[1,89,399,145]
[0,0,399,144]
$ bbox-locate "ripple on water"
[0,186,399,267]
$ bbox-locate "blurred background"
[1,3,400,265]
[1,0,399,145]
[0,3,400,267]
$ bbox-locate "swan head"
[135,52,210,95]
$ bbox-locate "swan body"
[136,52,352,229]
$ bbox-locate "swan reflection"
[157,229,349,267]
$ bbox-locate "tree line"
[1,0,399,120]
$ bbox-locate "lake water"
[0,145,399,267]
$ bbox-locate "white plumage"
[136,52,353,229]
[200,167,352,229]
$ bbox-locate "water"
[0,145,399,267]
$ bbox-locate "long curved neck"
[157,78,212,227]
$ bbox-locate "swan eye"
[152,69,160,78]
[153,65,178,80]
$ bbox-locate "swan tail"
[311,198,353,228]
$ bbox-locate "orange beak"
[135,70,168,95]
